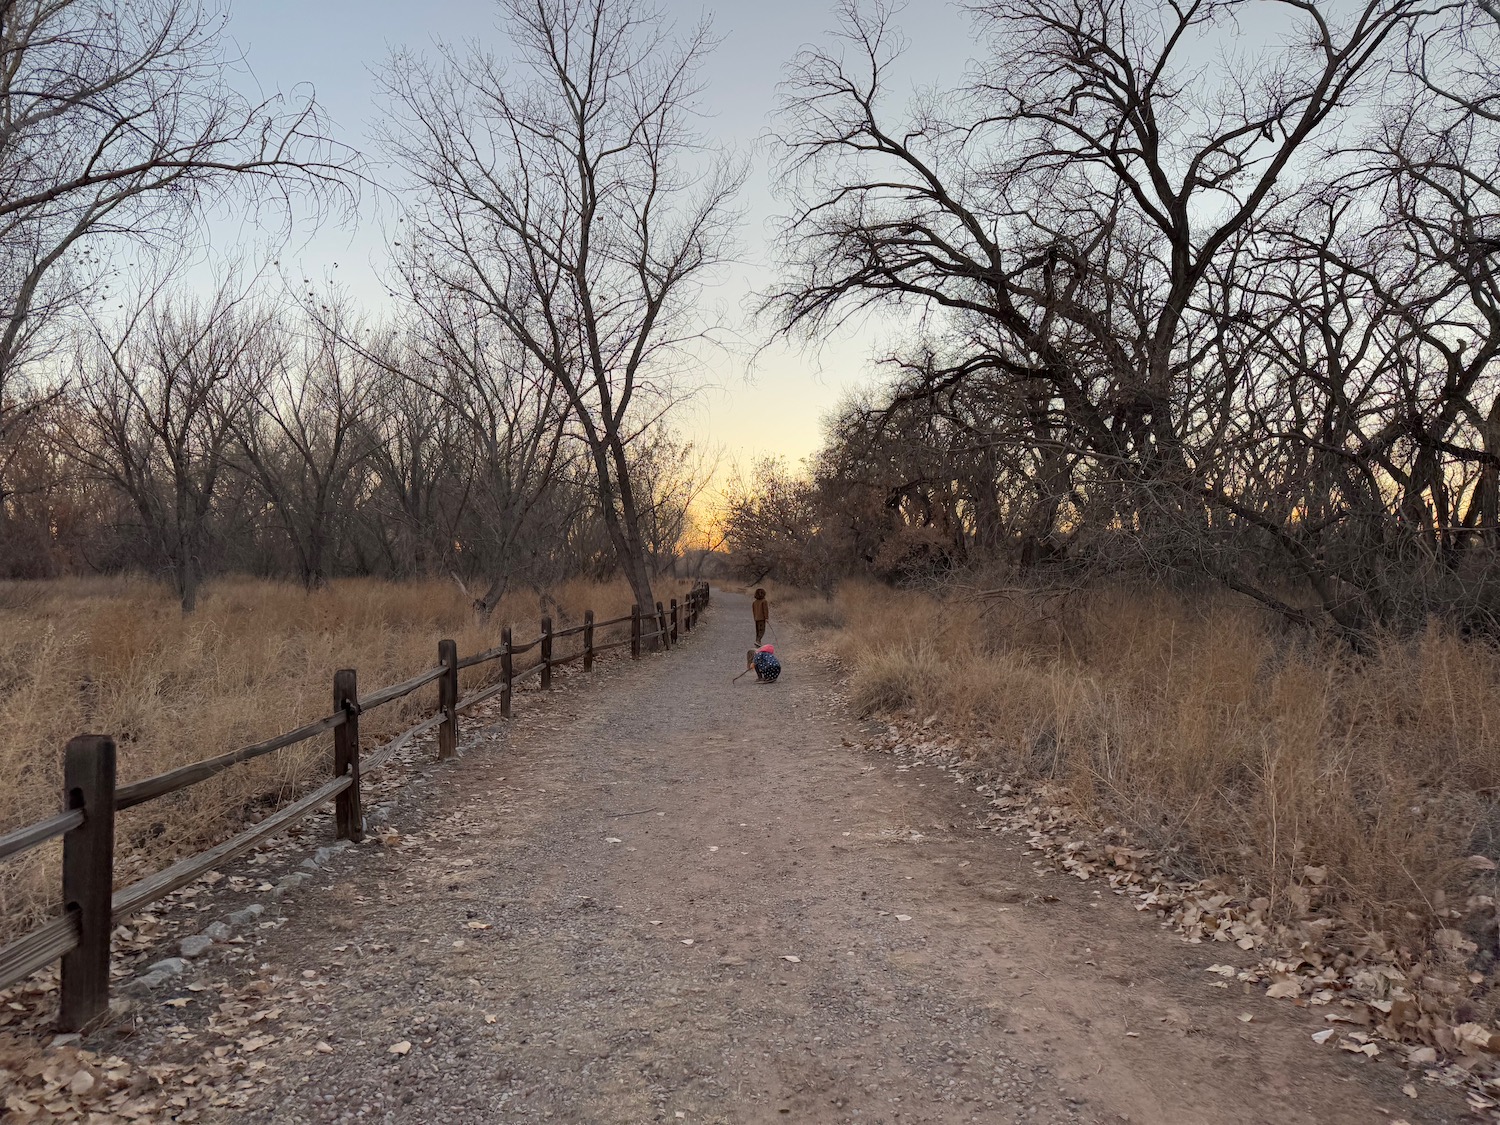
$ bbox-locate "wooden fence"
[0,583,711,1030]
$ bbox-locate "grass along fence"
[0,584,711,1030]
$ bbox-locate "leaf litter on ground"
[848,713,1500,1119]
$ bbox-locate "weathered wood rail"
[0,583,711,1029]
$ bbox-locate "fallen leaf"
[783,955,801,963]
[315,1042,334,1054]
[895,914,913,922]
[680,939,694,945]
[1265,979,1301,999]
[1402,1084,1417,1099]
[1313,1029,1337,1045]
[1237,1013,1254,1023]
[604,837,622,844]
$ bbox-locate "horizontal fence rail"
[116,712,348,812]
[0,810,84,864]
[0,582,712,1029]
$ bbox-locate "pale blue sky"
[219,0,976,474]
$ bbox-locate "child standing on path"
[752,588,770,644]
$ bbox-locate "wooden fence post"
[671,598,679,642]
[540,616,553,689]
[583,609,595,672]
[59,735,116,1032]
[500,626,513,719]
[630,605,641,659]
[333,669,363,844]
[438,639,458,760]
[655,601,669,651]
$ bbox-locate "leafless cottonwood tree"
[765,0,1500,636]
[67,283,270,611]
[381,0,742,616]
[233,311,380,590]
[358,356,469,578]
[0,0,353,557]
[389,272,576,616]
[627,424,716,577]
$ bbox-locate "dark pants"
[755,620,767,644]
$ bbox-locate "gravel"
[84,596,1456,1125]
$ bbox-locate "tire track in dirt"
[132,592,1467,1124]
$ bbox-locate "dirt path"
[118,593,1465,1124]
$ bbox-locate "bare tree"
[722,457,831,589]
[388,265,577,616]
[66,282,269,610]
[0,0,353,552]
[766,0,1500,635]
[381,0,742,615]
[628,424,715,577]
[233,309,380,589]
[359,354,469,578]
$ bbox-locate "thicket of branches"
[0,0,720,610]
[2,285,708,608]
[727,0,1500,640]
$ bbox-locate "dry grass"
[0,574,647,939]
[820,580,1500,942]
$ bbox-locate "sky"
[219,0,978,479]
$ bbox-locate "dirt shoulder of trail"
[5,592,1473,1125]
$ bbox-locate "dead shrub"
[0,575,633,939]
[823,579,1500,941]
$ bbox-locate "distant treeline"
[1,292,709,610]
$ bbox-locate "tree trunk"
[475,574,510,619]
[590,435,656,633]
[178,554,200,613]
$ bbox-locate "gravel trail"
[141,593,1462,1124]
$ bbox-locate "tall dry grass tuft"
[0,575,640,939]
[824,581,1500,941]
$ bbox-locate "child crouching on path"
[746,644,781,683]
